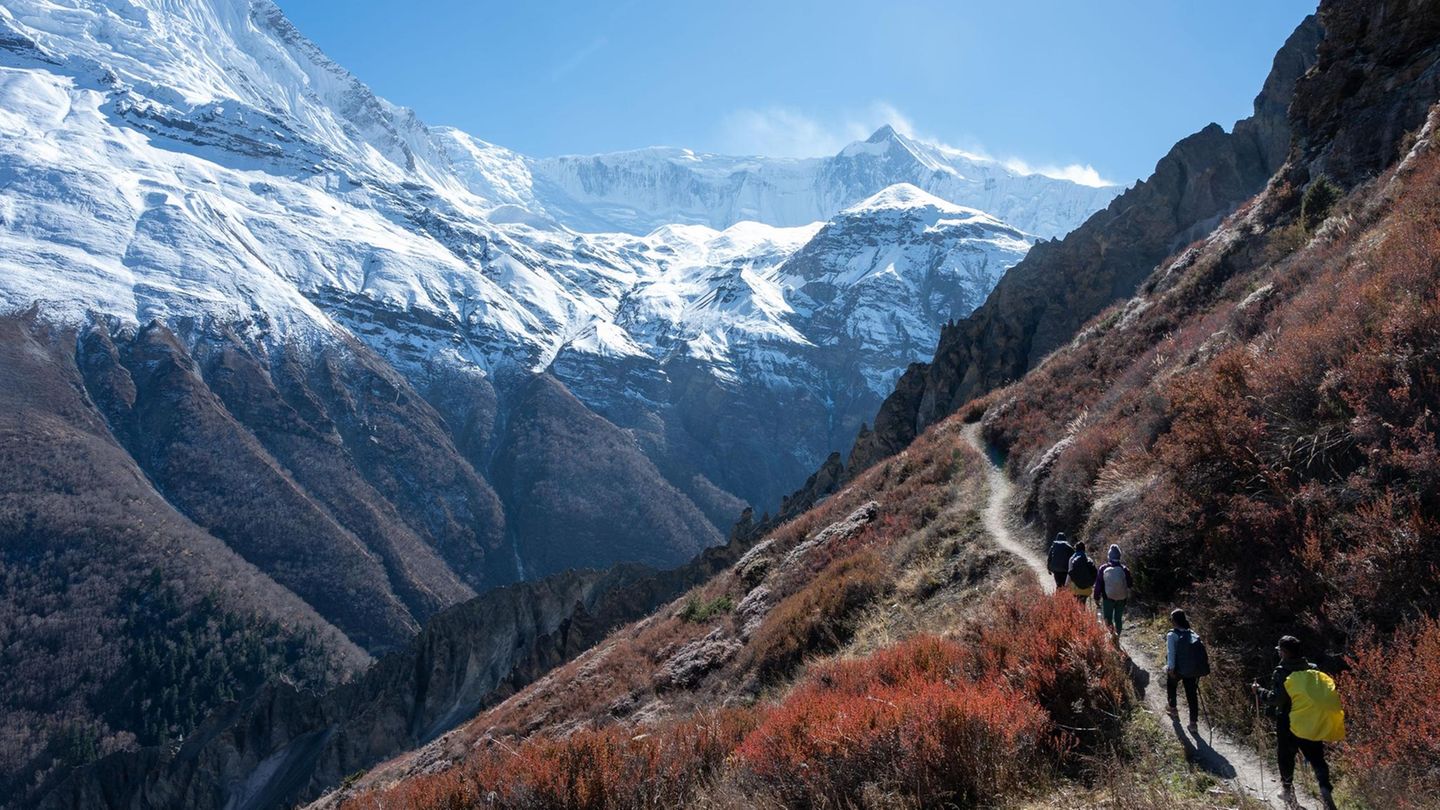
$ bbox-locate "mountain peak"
[866,124,902,143]
[844,183,972,217]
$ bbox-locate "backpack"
[1284,669,1346,742]
[1172,630,1211,678]
[1101,564,1131,600]
[1047,540,1073,573]
[1069,555,1097,589]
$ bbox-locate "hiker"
[1046,531,1074,590]
[1093,544,1132,638]
[1251,635,1344,810]
[1066,541,1096,605]
[1164,609,1209,731]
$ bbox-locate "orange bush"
[966,591,1129,746]
[352,708,758,810]
[737,636,1048,806]
[1341,618,1440,807]
[352,595,1129,810]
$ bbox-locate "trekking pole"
[1253,689,1266,800]
[1200,684,1213,748]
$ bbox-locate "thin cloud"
[1002,158,1114,188]
[551,36,608,82]
[716,107,863,158]
[715,102,1116,186]
[716,102,934,158]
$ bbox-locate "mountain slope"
[0,0,1078,519]
[974,3,1440,803]
[35,517,772,810]
[0,312,368,802]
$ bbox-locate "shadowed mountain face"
[33,515,765,810]
[0,311,731,804]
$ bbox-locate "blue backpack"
[1172,630,1211,678]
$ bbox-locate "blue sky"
[276,0,1317,186]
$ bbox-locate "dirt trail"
[963,422,1321,810]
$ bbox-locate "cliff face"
[1286,0,1440,186]
[830,17,1324,483]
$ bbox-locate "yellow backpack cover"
[1284,669,1346,742]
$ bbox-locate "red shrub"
[737,600,1127,807]
[808,634,970,695]
[966,591,1129,745]
[737,643,1047,806]
[351,708,759,810]
[1341,618,1440,807]
[743,549,889,681]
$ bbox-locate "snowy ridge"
[0,0,1108,437]
[528,124,1121,239]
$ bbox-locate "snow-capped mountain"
[779,184,1031,392]
[526,126,1118,239]
[0,0,1112,667]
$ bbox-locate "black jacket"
[1047,539,1074,573]
[1256,658,1318,727]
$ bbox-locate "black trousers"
[1052,570,1067,589]
[1277,722,1333,792]
[1167,674,1198,724]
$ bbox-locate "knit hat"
[1107,544,1121,563]
[1277,635,1303,656]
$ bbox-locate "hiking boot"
[1186,720,1199,734]
[1165,704,1178,717]
[1318,786,1338,810]
[1277,786,1299,808]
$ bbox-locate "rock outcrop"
[1285,0,1440,186]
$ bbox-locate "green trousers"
[1101,597,1127,635]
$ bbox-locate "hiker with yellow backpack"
[1251,635,1344,810]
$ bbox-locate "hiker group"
[1045,532,1344,810]
[1046,532,1130,637]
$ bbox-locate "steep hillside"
[312,415,1159,810]
[0,312,367,803]
[973,0,1440,801]
[34,535,765,810]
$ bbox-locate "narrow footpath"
[963,422,1319,810]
